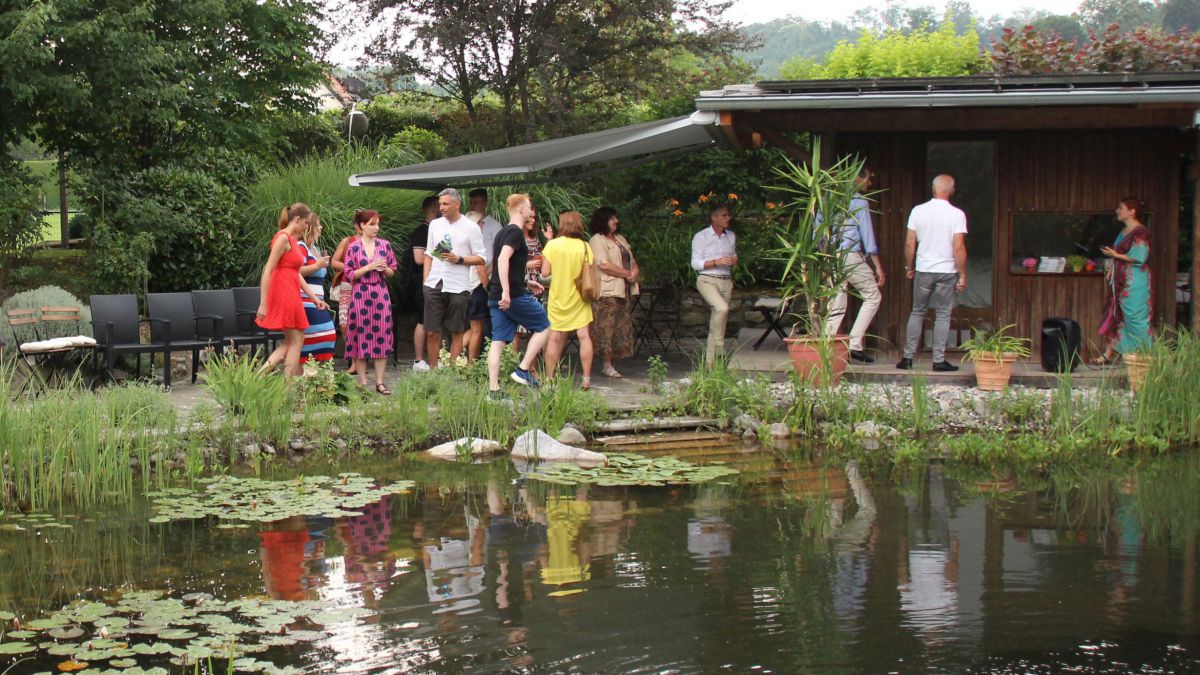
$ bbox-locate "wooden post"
[1194,131,1200,332]
[58,150,68,250]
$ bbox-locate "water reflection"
[2,453,1200,673]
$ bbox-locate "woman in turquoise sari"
[1094,196,1153,364]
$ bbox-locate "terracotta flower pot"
[785,335,850,386]
[972,352,1018,392]
[1124,352,1153,393]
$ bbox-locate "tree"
[1077,0,1159,31]
[1,0,327,173]
[0,159,42,289]
[353,0,756,144]
[1163,0,1200,32]
[989,23,1200,75]
[819,22,986,78]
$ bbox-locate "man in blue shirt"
[825,168,886,363]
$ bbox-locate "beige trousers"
[696,275,733,366]
[825,252,882,352]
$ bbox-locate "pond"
[2,439,1199,673]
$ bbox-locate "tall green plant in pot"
[767,142,867,386]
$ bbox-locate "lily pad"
[527,453,740,486]
[47,627,85,640]
[0,641,35,654]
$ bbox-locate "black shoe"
[896,357,913,370]
[932,360,960,372]
[850,350,875,364]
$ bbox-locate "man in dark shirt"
[487,193,551,399]
[408,195,438,371]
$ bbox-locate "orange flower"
[728,193,739,200]
[766,202,777,210]
[669,198,679,206]
[672,209,684,216]
[697,194,708,203]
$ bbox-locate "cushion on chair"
[19,335,98,354]
[754,297,785,311]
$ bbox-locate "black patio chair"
[192,290,269,356]
[232,287,282,352]
[89,294,172,387]
[633,284,683,356]
[145,292,225,384]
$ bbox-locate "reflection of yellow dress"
[541,497,592,586]
[542,237,594,332]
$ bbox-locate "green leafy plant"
[1066,254,1087,272]
[201,353,294,447]
[646,355,668,394]
[960,324,1032,363]
[767,140,869,337]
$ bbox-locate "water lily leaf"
[56,659,88,672]
[157,629,197,640]
[0,641,35,654]
[110,659,137,668]
[7,630,37,639]
[47,642,81,656]
[27,617,69,630]
[0,611,14,621]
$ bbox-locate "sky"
[727,1,1083,25]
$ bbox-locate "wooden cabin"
[697,74,1200,357]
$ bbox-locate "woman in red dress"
[256,203,328,376]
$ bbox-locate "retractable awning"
[349,110,722,190]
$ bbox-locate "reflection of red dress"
[259,529,310,601]
[257,232,309,331]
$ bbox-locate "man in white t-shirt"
[897,175,968,371]
[423,187,486,367]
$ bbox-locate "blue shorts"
[489,295,550,343]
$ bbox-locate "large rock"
[427,437,504,461]
[511,430,607,467]
[556,427,587,445]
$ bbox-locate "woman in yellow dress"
[540,211,595,388]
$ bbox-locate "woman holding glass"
[297,214,336,364]
[343,209,398,394]
[540,211,594,388]
[1095,196,1153,364]
[587,206,638,378]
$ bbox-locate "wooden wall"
[838,129,1184,357]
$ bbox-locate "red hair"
[353,209,380,228]
[1119,196,1145,221]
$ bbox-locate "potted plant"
[766,141,869,386]
[1066,255,1087,273]
[1123,343,1155,393]
[960,324,1031,392]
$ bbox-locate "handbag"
[575,243,602,302]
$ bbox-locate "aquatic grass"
[1129,329,1200,444]
[522,375,607,437]
[201,352,295,449]
[0,379,179,509]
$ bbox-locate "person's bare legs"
[545,330,567,380]
[413,323,426,363]
[487,338,508,391]
[576,325,593,386]
[509,332,523,355]
[354,358,369,386]
[426,331,442,367]
[521,328,550,373]
[373,357,387,387]
[282,329,305,376]
[468,320,485,363]
[449,331,465,362]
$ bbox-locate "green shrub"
[386,126,448,161]
[201,352,295,447]
[240,144,427,285]
[0,285,91,343]
[0,159,44,288]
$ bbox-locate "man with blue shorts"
[487,193,551,400]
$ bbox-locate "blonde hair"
[505,193,530,211]
[278,203,313,230]
[557,211,585,240]
[463,210,484,224]
[302,214,322,244]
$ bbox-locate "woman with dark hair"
[541,211,594,388]
[257,203,328,376]
[1095,196,1153,364]
[343,209,398,394]
[297,214,336,364]
[587,206,639,378]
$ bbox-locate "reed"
[201,352,295,448]
[0,373,178,509]
[1129,330,1200,444]
[521,375,606,437]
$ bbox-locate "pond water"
[2,437,1199,673]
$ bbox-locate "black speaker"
[1041,317,1081,372]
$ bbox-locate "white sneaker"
[412,360,430,372]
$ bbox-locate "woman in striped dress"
[298,214,336,364]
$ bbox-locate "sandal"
[601,366,623,378]
[375,383,392,396]
[581,378,591,391]
[1090,354,1117,366]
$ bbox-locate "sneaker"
[412,360,430,372]
[849,350,875,364]
[895,357,913,370]
[510,367,540,388]
[932,360,960,372]
[487,390,512,404]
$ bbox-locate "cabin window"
[1009,212,1128,273]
